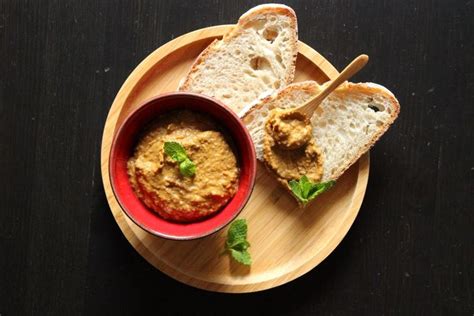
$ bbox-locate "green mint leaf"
[179,158,196,177]
[230,249,252,265]
[226,219,247,246]
[300,175,312,198]
[289,179,306,203]
[289,177,336,204]
[307,180,335,200]
[164,141,196,177]
[163,141,187,162]
[224,219,252,265]
[229,240,250,251]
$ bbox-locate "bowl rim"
[108,91,257,240]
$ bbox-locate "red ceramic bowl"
[109,92,257,240]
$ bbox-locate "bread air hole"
[244,69,257,78]
[262,26,279,43]
[338,104,347,111]
[275,53,285,69]
[261,75,271,85]
[368,103,384,112]
[249,56,272,71]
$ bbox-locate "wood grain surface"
[100,25,369,292]
[0,0,472,314]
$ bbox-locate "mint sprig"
[163,141,196,177]
[289,176,335,205]
[224,219,251,265]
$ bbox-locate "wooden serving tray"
[100,25,369,293]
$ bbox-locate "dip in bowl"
[128,110,240,222]
[109,92,257,240]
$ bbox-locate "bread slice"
[241,81,400,182]
[179,4,298,115]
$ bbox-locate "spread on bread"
[243,81,400,206]
[177,4,400,207]
[267,109,313,149]
[263,108,323,193]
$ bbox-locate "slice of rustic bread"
[241,80,400,182]
[179,4,298,114]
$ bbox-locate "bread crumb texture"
[180,4,297,114]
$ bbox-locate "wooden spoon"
[296,54,369,117]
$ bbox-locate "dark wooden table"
[1,0,472,315]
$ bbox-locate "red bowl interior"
[109,92,257,240]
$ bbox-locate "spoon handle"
[299,54,369,117]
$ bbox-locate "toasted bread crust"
[178,39,220,91]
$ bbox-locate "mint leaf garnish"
[230,249,252,265]
[163,141,196,177]
[179,158,196,177]
[164,141,187,162]
[289,176,335,205]
[224,219,252,265]
[307,181,335,200]
[289,179,304,202]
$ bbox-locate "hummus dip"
[263,109,323,186]
[127,110,239,222]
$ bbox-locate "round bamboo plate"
[100,25,369,293]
